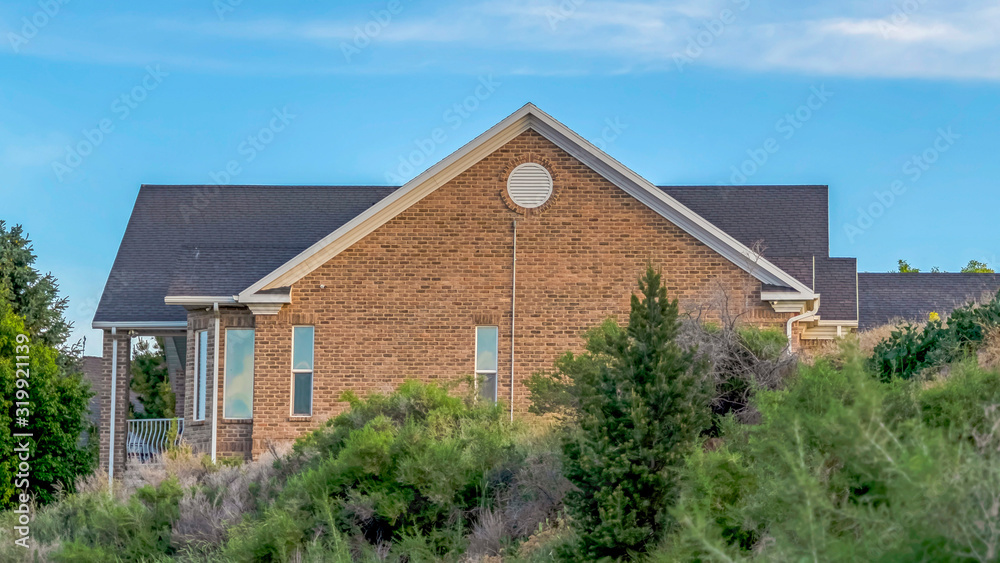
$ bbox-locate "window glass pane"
[293,372,312,416]
[224,329,254,419]
[479,372,497,402]
[197,331,208,420]
[293,326,314,370]
[476,326,498,372]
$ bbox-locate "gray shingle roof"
[93,185,399,324]
[858,273,1000,330]
[96,183,858,327]
[660,185,829,257]
[815,258,858,322]
[661,185,858,321]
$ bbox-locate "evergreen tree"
[130,338,175,419]
[552,264,712,560]
[0,221,71,347]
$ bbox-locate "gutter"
[210,302,221,463]
[510,220,517,423]
[786,297,820,345]
[108,327,118,489]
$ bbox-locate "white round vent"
[506,163,553,209]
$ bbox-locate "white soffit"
[240,104,815,301]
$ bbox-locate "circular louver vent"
[506,163,553,209]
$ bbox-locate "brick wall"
[97,330,131,476]
[181,307,255,460]
[247,130,793,458]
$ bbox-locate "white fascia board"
[237,292,291,304]
[762,291,819,301]
[240,103,814,298]
[815,319,859,327]
[526,107,815,296]
[164,296,237,306]
[240,114,534,298]
[92,321,188,330]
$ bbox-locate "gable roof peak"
[237,104,816,303]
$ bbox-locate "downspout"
[786,297,819,349]
[510,220,517,422]
[108,327,118,489]
[210,302,220,463]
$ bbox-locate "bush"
[655,347,1000,561]
[532,265,712,560]
[29,477,183,562]
[225,380,522,560]
[871,291,1000,380]
[0,295,95,508]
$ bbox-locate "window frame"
[290,325,314,417]
[222,328,255,420]
[475,326,499,402]
[194,330,208,421]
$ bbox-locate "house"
[92,103,1000,479]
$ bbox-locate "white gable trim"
[240,104,815,302]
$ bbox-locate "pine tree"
[557,264,712,560]
[0,221,70,347]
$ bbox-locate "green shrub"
[0,295,95,508]
[533,264,712,560]
[871,291,1000,380]
[34,477,183,562]
[656,349,1000,561]
[226,380,520,560]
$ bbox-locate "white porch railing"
[126,418,184,463]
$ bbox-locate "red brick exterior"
[97,330,131,477]
[236,130,795,457]
[181,307,255,460]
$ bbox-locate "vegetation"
[529,265,711,559]
[0,222,95,508]
[7,264,1000,562]
[894,258,994,274]
[871,290,1000,380]
[962,260,995,273]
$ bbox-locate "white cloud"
[2,0,999,80]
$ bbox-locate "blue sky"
[1,0,998,355]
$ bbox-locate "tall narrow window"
[224,329,254,419]
[195,330,208,421]
[475,326,499,402]
[291,326,314,416]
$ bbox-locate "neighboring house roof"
[858,273,1000,330]
[237,104,816,303]
[93,185,397,325]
